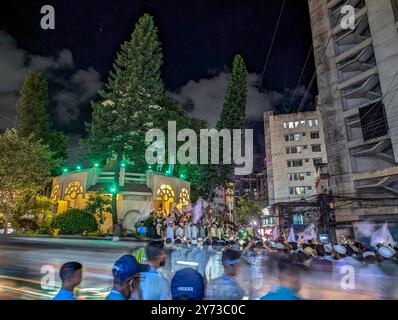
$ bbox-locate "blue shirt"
[260,287,301,300]
[140,267,171,300]
[206,275,246,300]
[52,289,76,300]
[106,289,127,300]
[137,226,147,237]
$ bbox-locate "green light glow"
[76,166,82,170]
[94,163,99,167]
[63,168,68,173]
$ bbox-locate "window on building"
[313,158,323,165]
[300,120,306,125]
[283,122,288,129]
[292,213,304,225]
[289,186,312,195]
[288,173,305,181]
[287,160,303,168]
[306,172,312,176]
[310,132,320,139]
[359,102,389,141]
[303,145,308,149]
[286,146,303,154]
[288,121,300,129]
[312,144,322,152]
[308,119,319,127]
[284,134,301,142]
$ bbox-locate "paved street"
[0,237,145,300]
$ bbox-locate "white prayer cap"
[363,251,376,259]
[378,247,394,259]
[273,243,285,250]
[333,245,347,255]
[324,244,333,253]
[304,246,316,257]
[191,239,198,245]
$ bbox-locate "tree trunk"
[112,155,123,236]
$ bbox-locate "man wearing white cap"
[356,250,385,299]
[378,247,398,299]
[324,244,334,262]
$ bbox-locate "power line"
[286,44,314,113]
[258,0,286,92]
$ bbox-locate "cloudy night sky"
[0,0,316,167]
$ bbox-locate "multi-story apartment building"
[308,0,398,229]
[264,101,328,206]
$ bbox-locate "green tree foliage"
[51,208,98,235]
[0,129,60,234]
[235,198,262,225]
[14,194,53,233]
[84,190,112,225]
[205,54,248,199]
[84,14,164,230]
[16,72,68,171]
[155,96,208,201]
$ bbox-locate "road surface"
[0,236,145,300]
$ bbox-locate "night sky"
[0,0,316,166]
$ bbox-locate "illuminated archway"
[51,185,60,203]
[179,188,190,206]
[64,181,84,207]
[156,185,175,216]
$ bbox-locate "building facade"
[264,102,328,206]
[308,0,398,230]
[51,164,190,233]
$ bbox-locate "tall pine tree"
[85,14,164,232]
[206,54,248,200]
[16,72,68,172]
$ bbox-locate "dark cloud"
[0,30,102,133]
[168,70,307,128]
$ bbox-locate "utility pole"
[319,193,336,243]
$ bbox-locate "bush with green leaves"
[52,208,98,235]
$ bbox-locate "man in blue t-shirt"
[260,258,303,300]
[53,262,83,300]
[137,221,148,238]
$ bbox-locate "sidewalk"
[4,234,151,243]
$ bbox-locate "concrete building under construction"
[308,0,398,233]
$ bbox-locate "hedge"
[52,208,98,235]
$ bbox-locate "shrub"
[52,208,98,235]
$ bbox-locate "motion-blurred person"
[205,240,224,282]
[357,251,386,299]
[171,239,189,273]
[206,248,245,300]
[53,262,83,300]
[309,245,333,273]
[166,220,174,242]
[190,223,199,240]
[140,241,171,300]
[148,220,158,239]
[377,247,398,299]
[171,268,205,300]
[260,258,303,300]
[107,255,148,300]
[242,240,268,299]
[176,222,185,240]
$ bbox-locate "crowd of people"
[52,233,398,300]
[135,211,254,244]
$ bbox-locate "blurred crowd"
[52,236,398,300]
